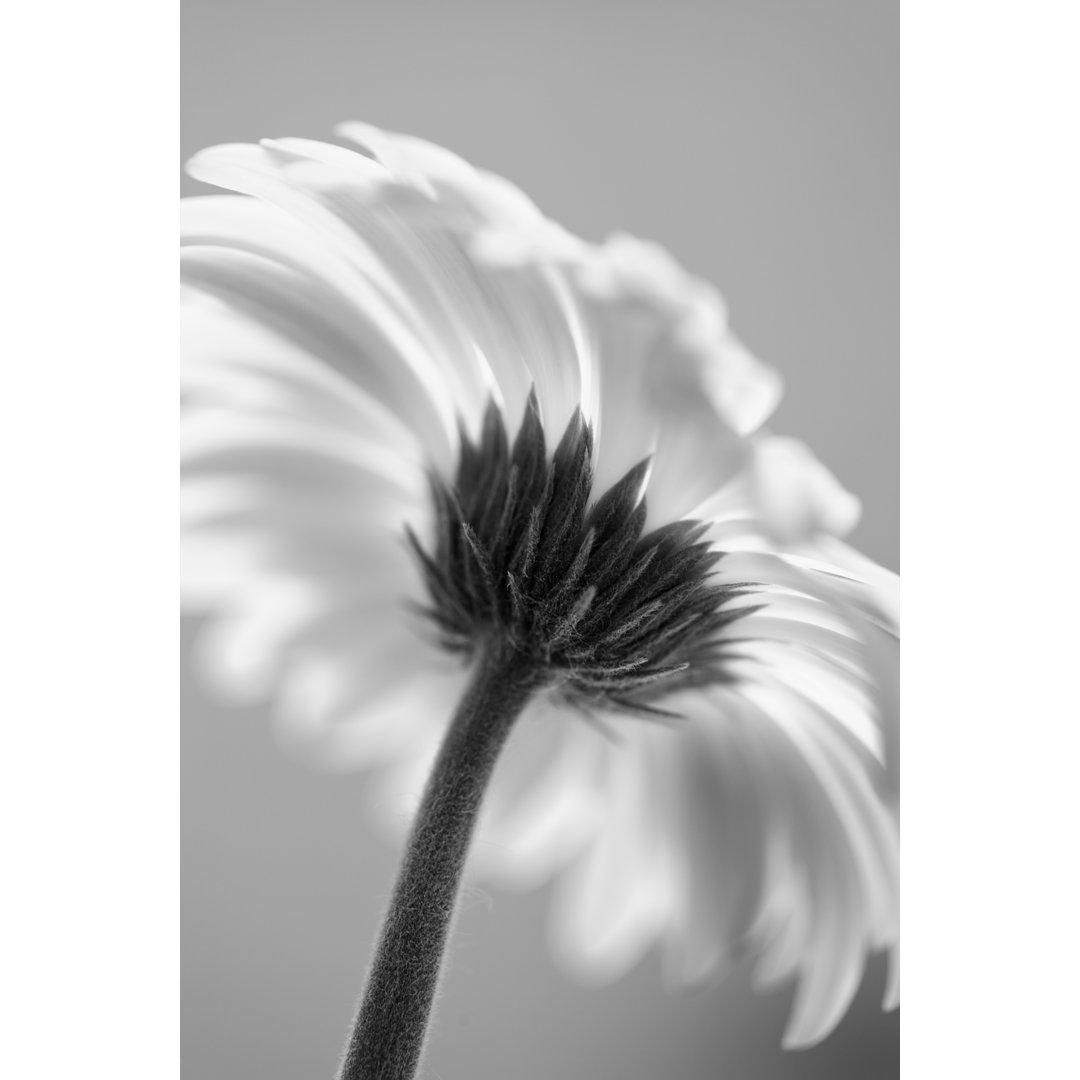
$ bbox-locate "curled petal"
[716,549,899,797]
[335,121,544,228]
[748,437,862,543]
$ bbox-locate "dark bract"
[407,391,757,717]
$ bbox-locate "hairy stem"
[338,640,546,1080]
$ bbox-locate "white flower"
[180,123,899,1049]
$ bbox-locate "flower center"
[407,392,751,717]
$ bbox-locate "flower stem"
[337,639,546,1080]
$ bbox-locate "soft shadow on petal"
[187,145,496,445]
[659,702,767,986]
[472,697,607,889]
[548,725,683,982]
[182,246,459,460]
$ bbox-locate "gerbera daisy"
[181,122,899,1079]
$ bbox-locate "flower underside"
[407,392,756,719]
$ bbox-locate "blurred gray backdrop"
[181,1,899,1077]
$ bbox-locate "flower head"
[181,123,899,1048]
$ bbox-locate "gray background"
[182,1,898,1076]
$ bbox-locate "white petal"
[585,295,754,526]
[335,122,544,227]
[731,690,871,1048]
[787,535,901,627]
[468,226,781,522]
[181,246,459,458]
[190,581,325,703]
[728,642,884,763]
[185,144,507,442]
[587,235,782,435]
[720,548,900,796]
[277,649,466,775]
[726,614,865,670]
[660,699,768,984]
[472,697,606,889]
[549,727,681,980]
[748,437,862,543]
[684,330,782,437]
